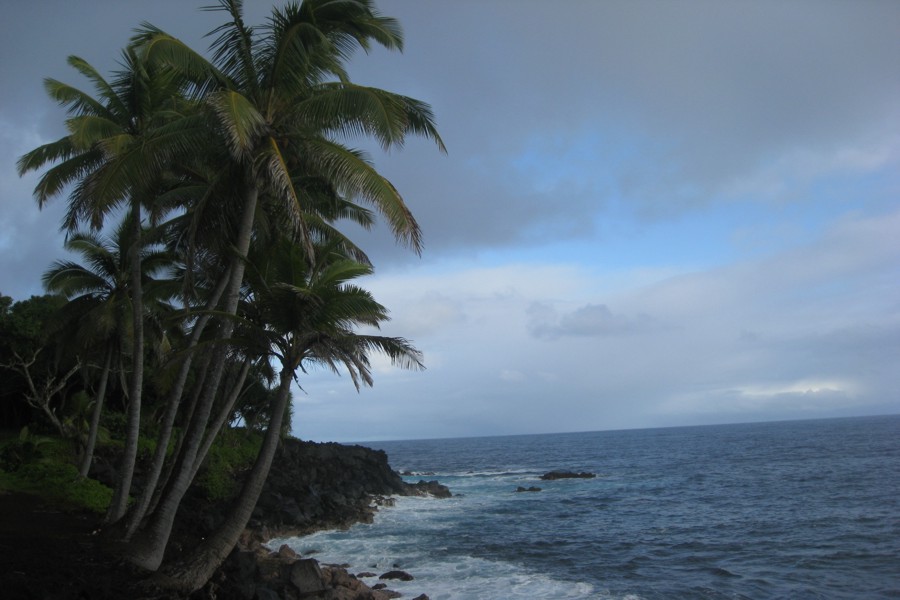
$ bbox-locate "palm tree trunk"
[123,185,258,571]
[124,271,230,539]
[190,358,252,481]
[156,362,292,593]
[79,348,112,478]
[106,201,145,524]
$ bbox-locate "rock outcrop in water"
[539,470,596,480]
[249,439,451,538]
[181,439,448,599]
[169,439,450,568]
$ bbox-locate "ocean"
[271,415,900,599]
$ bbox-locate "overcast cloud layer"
[1,1,898,441]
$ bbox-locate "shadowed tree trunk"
[106,201,146,524]
[157,365,292,592]
[79,349,112,478]
[191,358,252,481]
[123,186,258,570]
[124,271,230,539]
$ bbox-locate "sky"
[1,0,899,442]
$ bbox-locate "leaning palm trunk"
[106,202,146,524]
[124,186,258,571]
[156,362,293,593]
[144,343,216,518]
[124,272,230,539]
[79,348,112,478]
[191,358,252,481]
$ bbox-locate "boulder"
[254,587,282,600]
[409,480,452,498]
[539,470,596,480]
[379,570,415,581]
[288,559,328,597]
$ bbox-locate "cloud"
[351,0,900,257]
[657,383,865,422]
[499,369,525,383]
[528,302,662,339]
[2,0,898,442]
[291,208,900,441]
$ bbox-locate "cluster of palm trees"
[17,0,443,591]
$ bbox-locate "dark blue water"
[276,416,900,599]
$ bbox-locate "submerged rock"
[515,486,542,492]
[408,479,453,498]
[380,570,415,581]
[540,470,596,480]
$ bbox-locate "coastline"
[0,440,449,599]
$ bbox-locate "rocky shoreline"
[195,439,450,600]
[0,439,450,600]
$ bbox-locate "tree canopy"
[7,0,442,591]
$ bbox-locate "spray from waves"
[398,468,538,479]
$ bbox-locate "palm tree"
[18,47,199,523]
[43,220,173,478]
[157,235,423,591]
[124,0,444,571]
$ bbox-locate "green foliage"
[0,294,66,354]
[0,293,71,430]
[196,427,262,501]
[0,429,113,513]
[63,391,94,445]
[0,462,112,514]
[0,427,52,471]
[100,410,128,441]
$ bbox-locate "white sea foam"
[272,534,602,599]
[268,496,612,599]
[400,468,538,480]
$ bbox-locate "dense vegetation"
[1,0,442,592]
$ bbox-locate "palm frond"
[43,78,109,117]
[137,26,231,98]
[16,136,77,177]
[210,89,268,160]
[66,115,126,151]
[203,0,259,92]
[300,138,422,253]
[258,137,314,257]
[66,56,128,116]
[295,83,445,153]
[43,261,111,297]
[31,150,104,212]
